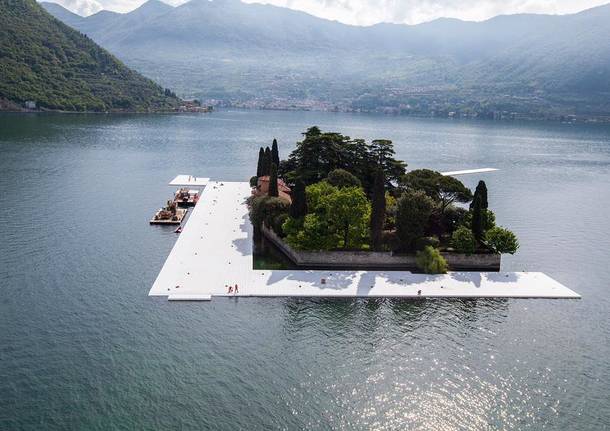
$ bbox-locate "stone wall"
[261,225,501,271]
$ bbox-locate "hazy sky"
[45,0,609,25]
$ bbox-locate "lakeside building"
[253,175,292,203]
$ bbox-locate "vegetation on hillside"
[0,0,181,112]
[42,0,610,119]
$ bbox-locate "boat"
[150,200,188,225]
[173,188,200,207]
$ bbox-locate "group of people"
[227,284,239,295]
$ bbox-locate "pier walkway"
[149,181,580,300]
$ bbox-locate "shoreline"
[2,105,609,124]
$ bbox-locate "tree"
[271,138,280,168]
[269,163,279,197]
[370,139,407,188]
[284,183,370,250]
[437,175,473,213]
[471,194,484,241]
[289,178,307,219]
[463,208,496,232]
[281,127,406,193]
[395,190,434,251]
[471,180,488,210]
[249,195,289,229]
[370,168,385,251]
[263,147,272,176]
[284,213,338,251]
[401,169,472,214]
[323,186,370,249]
[327,169,361,188]
[256,147,265,177]
[451,226,476,255]
[485,227,519,254]
[416,246,448,274]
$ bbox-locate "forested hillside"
[0,0,181,111]
[41,0,610,118]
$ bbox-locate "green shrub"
[415,236,440,251]
[248,196,289,229]
[451,226,476,255]
[485,227,519,254]
[416,246,448,274]
[249,176,258,187]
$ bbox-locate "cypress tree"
[256,147,265,177]
[269,163,279,197]
[370,168,386,251]
[470,180,488,210]
[271,138,280,169]
[263,147,272,176]
[289,179,307,219]
[471,194,484,241]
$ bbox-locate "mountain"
[41,0,610,118]
[0,0,181,112]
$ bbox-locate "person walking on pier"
[234,284,239,295]
[227,285,233,294]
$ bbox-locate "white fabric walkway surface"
[168,175,210,187]
[149,181,580,300]
[441,168,498,176]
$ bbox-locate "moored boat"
[150,200,188,225]
[173,188,200,207]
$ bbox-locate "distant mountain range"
[0,0,181,112]
[40,0,610,118]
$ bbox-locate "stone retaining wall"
[261,225,501,271]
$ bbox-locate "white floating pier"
[169,175,210,187]
[168,294,212,301]
[441,168,499,176]
[149,181,580,301]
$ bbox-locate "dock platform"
[149,181,581,301]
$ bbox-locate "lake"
[1,110,609,430]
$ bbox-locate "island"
[249,127,519,274]
[148,133,578,301]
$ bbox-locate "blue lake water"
[1,110,609,429]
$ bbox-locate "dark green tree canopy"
[370,167,386,251]
[280,127,406,193]
[263,147,272,176]
[256,147,265,177]
[471,194,484,241]
[271,138,280,169]
[401,169,472,212]
[471,180,488,210]
[269,163,279,197]
[289,179,307,219]
[396,190,434,252]
[326,169,361,188]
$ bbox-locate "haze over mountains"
[42,0,610,118]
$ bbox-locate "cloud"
[41,0,609,23]
[243,0,610,25]
[48,0,105,15]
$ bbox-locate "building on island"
[253,175,292,203]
